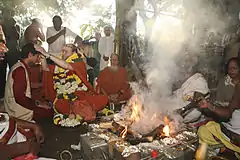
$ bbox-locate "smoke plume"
[124,0,240,134]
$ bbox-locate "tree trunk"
[115,0,137,67]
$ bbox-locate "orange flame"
[163,115,170,137]
[120,126,128,139]
[163,125,170,137]
[130,97,143,123]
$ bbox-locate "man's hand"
[32,124,44,144]
[198,99,210,109]
[103,56,109,61]
[60,27,66,36]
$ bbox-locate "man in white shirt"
[98,26,115,70]
[46,15,78,57]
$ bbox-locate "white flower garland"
[224,74,235,87]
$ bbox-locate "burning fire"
[120,126,128,139]
[163,115,170,137]
[130,97,143,123]
[163,125,170,137]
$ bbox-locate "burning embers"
[162,116,170,137]
[114,96,175,144]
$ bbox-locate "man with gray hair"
[98,25,115,70]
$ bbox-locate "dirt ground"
[37,118,88,160]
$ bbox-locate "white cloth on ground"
[173,73,210,123]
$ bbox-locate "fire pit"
[80,96,200,159]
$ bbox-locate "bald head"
[110,54,119,67]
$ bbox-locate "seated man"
[0,112,54,160]
[37,44,108,121]
[4,43,53,121]
[96,54,132,104]
[197,83,240,158]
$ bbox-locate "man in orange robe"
[97,54,132,104]
[39,44,108,121]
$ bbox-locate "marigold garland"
[53,52,88,103]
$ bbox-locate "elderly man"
[4,43,52,121]
[98,26,114,70]
[37,44,108,121]
[24,18,45,44]
[197,83,240,158]
[97,54,132,104]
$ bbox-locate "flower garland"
[53,53,88,103]
[224,74,235,87]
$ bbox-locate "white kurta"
[46,26,77,57]
[98,35,114,70]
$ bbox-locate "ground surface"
[37,118,88,160]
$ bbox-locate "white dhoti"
[173,73,210,123]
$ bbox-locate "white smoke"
[122,0,240,134]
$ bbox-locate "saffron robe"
[96,67,132,103]
[4,61,52,121]
[42,61,108,121]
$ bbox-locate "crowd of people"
[0,11,239,159]
[0,13,133,159]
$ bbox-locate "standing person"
[4,43,52,121]
[46,15,79,57]
[24,18,45,45]
[0,24,8,99]
[98,26,114,71]
[2,13,20,68]
[92,32,101,77]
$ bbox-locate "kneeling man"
[4,43,52,121]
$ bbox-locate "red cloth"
[12,63,52,120]
[97,67,132,102]
[42,61,108,121]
